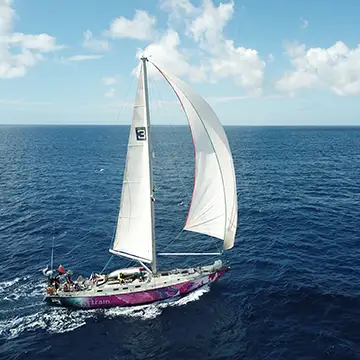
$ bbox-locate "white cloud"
[160,0,196,15]
[105,10,157,40]
[207,93,285,103]
[0,0,64,79]
[102,76,117,85]
[0,98,51,105]
[189,0,264,92]
[136,0,265,93]
[8,33,64,52]
[189,0,234,47]
[104,88,116,98]
[159,0,196,26]
[276,41,360,95]
[67,55,103,61]
[83,30,109,52]
[300,17,309,29]
[267,53,275,63]
[135,29,201,81]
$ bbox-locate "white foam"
[104,285,210,320]
[0,277,27,294]
[0,308,99,339]
[105,303,162,320]
[1,278,45,302]
[0,283,210,339]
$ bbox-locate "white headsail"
[151,62,238,250]
[110,63,154,263]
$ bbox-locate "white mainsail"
[110,63,154,263]
[152,62,238,250]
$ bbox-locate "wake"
[0,276,210,339]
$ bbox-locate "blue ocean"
[0,125,359,360]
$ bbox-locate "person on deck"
[117,272,125,283]
[54,276,60,290]
[66,273,74,286]
[138,268,145,282]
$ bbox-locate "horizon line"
[0,124,360,127]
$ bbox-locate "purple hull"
[48,268,228,309]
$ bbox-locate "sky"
[1,0,360,125]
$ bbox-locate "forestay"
[110,64,154,263]
[152,62,238,250]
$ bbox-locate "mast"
[141,56,157,274]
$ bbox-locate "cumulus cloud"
[66,55,103,61]
[105,10,157,40]
[102,76,118,98]
[160,0,196,15]
[276,41,360,95]
[104,88,116,98]
[102,76,117,85]
[300,17,308,29]
[134,0,265,93]
[83,30,109,52]
[267,54,275,63]
[0,0,64,79]
[8,33,64,52]
[134,29,202,81]
[0,98,51,105]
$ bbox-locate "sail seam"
[128,144,143,148]
[186,213,223,227]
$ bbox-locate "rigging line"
[65,71,138,260]
[149,76,191,195]
[62,227,111,258]
[160,230,222,255]
[98,67,151,275]
[50,224,55,272]
[62,227,107,256]
[100,256,136,274]
[148,77,191,236]
[147,77,161,196]
[115,70,136,124]
[157,229,184,254]
[210,235,223,254]
[63,226,118,258]
[148,78,191,251]
[57,209,112,260]
[100,255,114,274]
[147,75,157,181]
[110,70,137,248]
[55,78,137,260]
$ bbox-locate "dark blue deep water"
[0,125,360,360]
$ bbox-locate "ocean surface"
[0,125,359,360]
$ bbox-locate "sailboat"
[44,57,238,309]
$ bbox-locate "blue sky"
[1,0,360,125]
